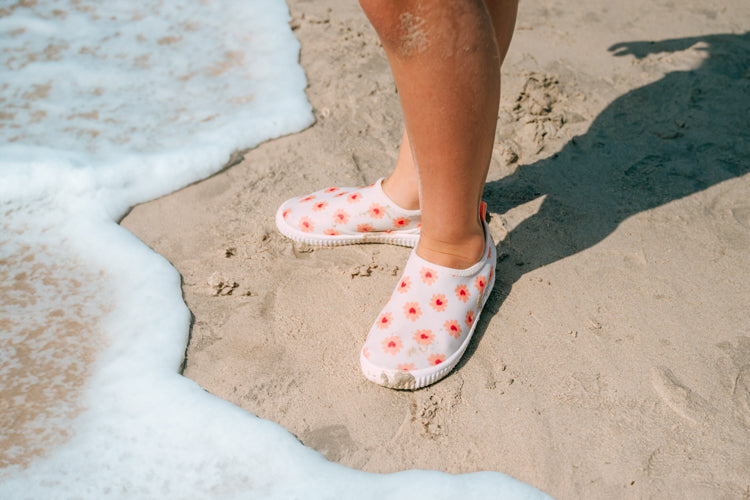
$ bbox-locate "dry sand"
[122,1,750,497]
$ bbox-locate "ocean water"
[0,1,547,498]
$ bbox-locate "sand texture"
[122,1,750,497]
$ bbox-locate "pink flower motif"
[465,310,475,327]
[368,203,385,219]
[420,267,437,285]
[312,201,328,212]
[487,246,492,259]
[444,319,462,339]
[357,223,373,233]
[397,363,415,371]
[430,294,447,312]
[397,276,411,294]
[323,229,340,235]
[427,353,445,366]
[333,209,350,225]
[334,191,349,198]
[282,208,291,219]
[489,267,494,282]
[324,187,339,193]
[403,302,422,321]
[298,217,314,233]
[413,329,434,345]
[300,195,315,202]
[347,192,363,203]
[362,347,370,359]
[475,275,487,293]
[393,217,410,228]
[455,284,470,303]
[376,312,393,329]
[382,336,403,355]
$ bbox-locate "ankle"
[416,225,486,269]
[382,175,420,211]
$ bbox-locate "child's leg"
[485,0,520,58]
[380,130,421,210]
[378,0,518,265]
[361,0,511,269]
[381,0,519,212]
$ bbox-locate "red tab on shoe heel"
[480,201,488,222]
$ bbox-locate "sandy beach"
[122,1,750,497]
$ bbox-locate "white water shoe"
[275,178,421,247]
[360,210,496,389]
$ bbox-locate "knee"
[359,0,412,48]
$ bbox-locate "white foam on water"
[0,1,548,498]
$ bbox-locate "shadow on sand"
[463,31,750,365]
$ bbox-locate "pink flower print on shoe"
[376,312,393,330]
[360,217,497,390]
[403,302,422,321]
[465,310,475,327]
[397,276,411,294]
[275,178,420,247]
[393,217,411,229]
[333,209,350,225]
[444,319,462,339]
[427,353,446,366]
[368,203,385,219]
[298,217,314,233]
[455,284,470,303]
[430,294,447,312]
[420,267,437,285]
[475,275,487,293]
[382,336,403,355]
[413,329,434,345]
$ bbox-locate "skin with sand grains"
[397,12,429,56]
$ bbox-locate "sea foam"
[0,1,547,498]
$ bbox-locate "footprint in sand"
[717,336,750,429]
[300,424,359,463]
[731,205,750,229]
[652,339,750,431]
[732,367,750,428]
[650,366,716,425]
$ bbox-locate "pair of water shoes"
[276,178,496,390]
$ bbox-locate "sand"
[121,0,750,497]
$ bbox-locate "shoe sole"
[359,277,495,390]
[275,206,420,248]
